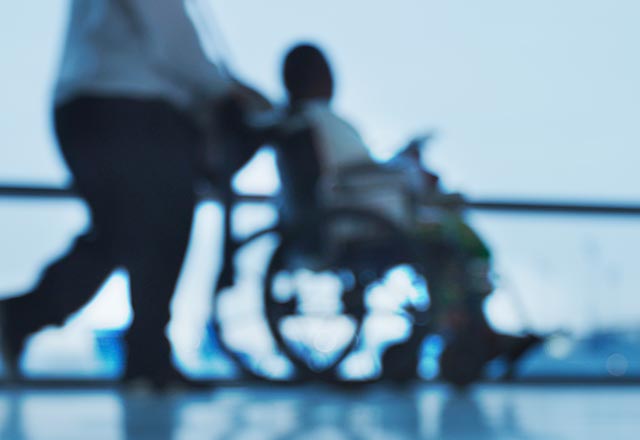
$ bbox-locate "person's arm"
[126,0,229,99]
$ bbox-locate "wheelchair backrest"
[321,162,417,230]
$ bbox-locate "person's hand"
[227,80,273,114]
[201,81,274,182]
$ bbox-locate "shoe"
[0,302,23,382]
[122,369,210,394]
[501,334,544,379]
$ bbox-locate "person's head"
[283,43,334,104]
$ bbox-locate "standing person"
[0,0,232,388]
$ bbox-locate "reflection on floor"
[0,384,639,439]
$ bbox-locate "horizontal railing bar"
[6,376,640,387]
[2,185,640,215]
[466,200,640,216]
[0,185,77,199]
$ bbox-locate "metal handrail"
[2,184,640,216]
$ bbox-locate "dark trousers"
[6,96,199,379]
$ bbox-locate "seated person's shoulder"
[302,101,372,165]
[303,101,362,139]
[264,101,361,149]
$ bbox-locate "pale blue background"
[1,0,640,377]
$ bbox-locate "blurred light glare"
[544,334,574,359]
[71,269,131,330]
[606,353,629,377]
[339,351,378,380]
[232,148,280,195]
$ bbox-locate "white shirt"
[55,0,230,110]
[299,100,373,174]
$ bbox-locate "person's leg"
[2,233,116,350]
[122,201,194,384]
[102,100,198,384]
[2,97,199,384]
[1,98,125,373]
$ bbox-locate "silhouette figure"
[247,43,542,385]
[0,0,233,388]
[213,43,375,300]
[271,44,375,227]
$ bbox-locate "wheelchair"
[206,120,534,384]
[210,159,447,382]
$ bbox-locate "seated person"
[270,46,481,290]
[267,43,376,226]
[245,43,540,382]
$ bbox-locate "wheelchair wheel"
[212,226,296,381]
[439,335,489,388]
[263,208,424,381]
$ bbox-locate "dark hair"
[283,43,334,103]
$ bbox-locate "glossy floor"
[0,384,639,439]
